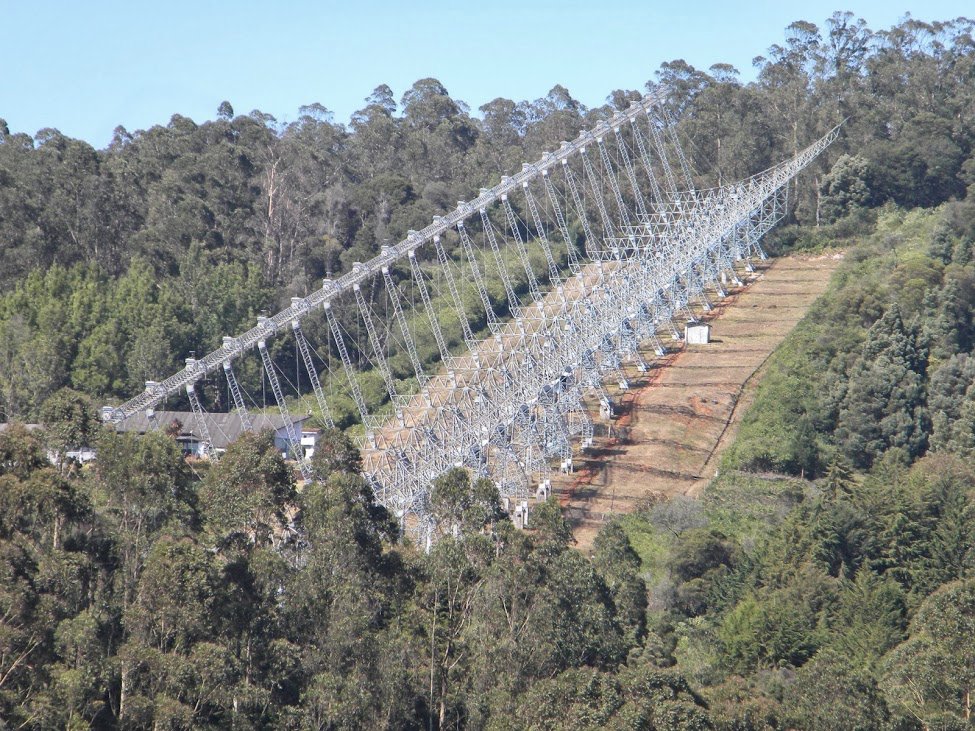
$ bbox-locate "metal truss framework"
[104,87,838,541]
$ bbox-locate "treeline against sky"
[0,13,973,420]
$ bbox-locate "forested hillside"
[615,203,975,730]
[1,13,973,420]
[1,11,975,730]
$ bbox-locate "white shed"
[685,322,711,345]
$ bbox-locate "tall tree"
[835,303,929,467]
[883,579,975,727]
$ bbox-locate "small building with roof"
[684,321,712,345]
[113,411,316,459]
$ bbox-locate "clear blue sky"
[2,0,971,149]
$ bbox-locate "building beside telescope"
[112,410,317,460]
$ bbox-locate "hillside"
[611,204,975,729]
[560,253,843,548]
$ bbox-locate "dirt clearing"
[555,254,843,549]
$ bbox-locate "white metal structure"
[103,87,839,541]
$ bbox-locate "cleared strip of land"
[556,253,843,548]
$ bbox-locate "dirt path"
[555,254,843,548]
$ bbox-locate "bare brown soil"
[555,254,844,549]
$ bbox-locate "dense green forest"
[2,11,975,730]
